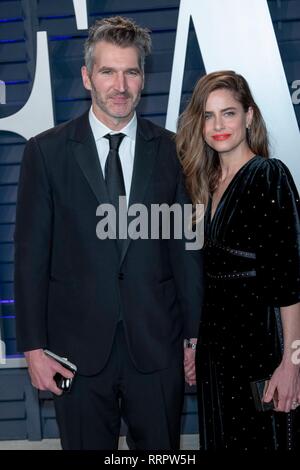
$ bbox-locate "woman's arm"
[281,303,300,370]
[264,302,300,412]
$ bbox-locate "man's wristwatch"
[184,339,197,350]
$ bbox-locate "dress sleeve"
[255,158,300,307]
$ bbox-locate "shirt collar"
[89,106,137,141]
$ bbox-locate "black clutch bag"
[250,378,275,412]
[250,309,283,412]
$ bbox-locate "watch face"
[184,340,197,350]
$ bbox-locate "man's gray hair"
[84,16,152,74]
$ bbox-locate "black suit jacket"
[14,111,203,375]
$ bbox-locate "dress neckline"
[209,155,260,225]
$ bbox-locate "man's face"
[82,41,144,130]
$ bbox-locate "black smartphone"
[44,349,77,393]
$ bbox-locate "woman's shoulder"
[252,156,299,199]
[255,156,290,171]
[253,156,294,182]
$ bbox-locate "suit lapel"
[120,118,159,266]
[69,111,109,205]
[70,111,120,252]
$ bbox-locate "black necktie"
[104,133,126,252]
[104,133,126,205]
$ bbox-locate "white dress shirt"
[89,107,137,204]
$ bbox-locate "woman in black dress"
[176,71,300,451]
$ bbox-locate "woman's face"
[203,88,253,156]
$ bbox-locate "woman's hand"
[264,360,300,412]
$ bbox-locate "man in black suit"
[14,16,203,450]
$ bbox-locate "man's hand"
[24,348,74,396]
[183,339,197,386]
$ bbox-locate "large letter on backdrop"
[72,0,88,30]
[0,32,54,140]
[166,0,300,187]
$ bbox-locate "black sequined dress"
[196,156,300,451]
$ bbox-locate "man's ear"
[81,65,92,91]
[142,72,145,91]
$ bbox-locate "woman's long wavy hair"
[176,71,269,215]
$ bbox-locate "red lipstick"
[212,133,231,141]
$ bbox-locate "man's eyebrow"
[97,66,141,72]
[98,66,114,70]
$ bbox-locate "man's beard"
[90,79,141,119]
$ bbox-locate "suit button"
[118,272,124,280]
